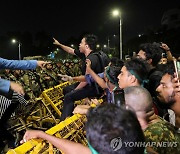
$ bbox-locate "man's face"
[79,38,87,53]
[137,50,146,60]
[156,74,174,103]
[46,63,53,69]
[118,66,132,89]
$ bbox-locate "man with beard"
[156,62,180,127]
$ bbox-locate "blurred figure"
[137,43,163,71]
[40,63,59,88]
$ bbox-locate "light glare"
[113,10,119,16]
[12,39,16,43]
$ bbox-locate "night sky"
[0,0,180,44]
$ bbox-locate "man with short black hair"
[137,43,163,69]
[54,34,104,120]
[118,58,150,89]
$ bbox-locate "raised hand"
[53,38,61,46]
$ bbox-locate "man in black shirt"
[53,34,104,120]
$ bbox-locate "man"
[40,63,59,88]
[21,104,145,154]
[54,34,104,120]
[53,36,86,94]
[137,42,163,70]
[124,86,180,154]
[138,42,173,120]
[156,62,180,116]
[117,58,150,89]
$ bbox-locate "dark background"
[0,0,179,59]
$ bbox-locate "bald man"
[124,86,180,154]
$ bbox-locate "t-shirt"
[74,50,103,75]
[74,50,86,75]
[86,52,103,74]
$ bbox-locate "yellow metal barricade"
[8,81,72,131]
[6,80,104,153]
[7,114,87,154]
[40,81,72,117]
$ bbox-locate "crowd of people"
[0,34,180,153]
[0,59,82,100]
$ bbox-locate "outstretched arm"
[0,57,37,70]
[21,130,91,154]
[0,57,48,70]
[53,38,75,55]
[58,74,86,82]
[72,76,86,82]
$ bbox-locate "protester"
[54,34,105,121]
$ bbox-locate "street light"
[12,39,21,60]
[96,44,100,48]
[112,9,123,59]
